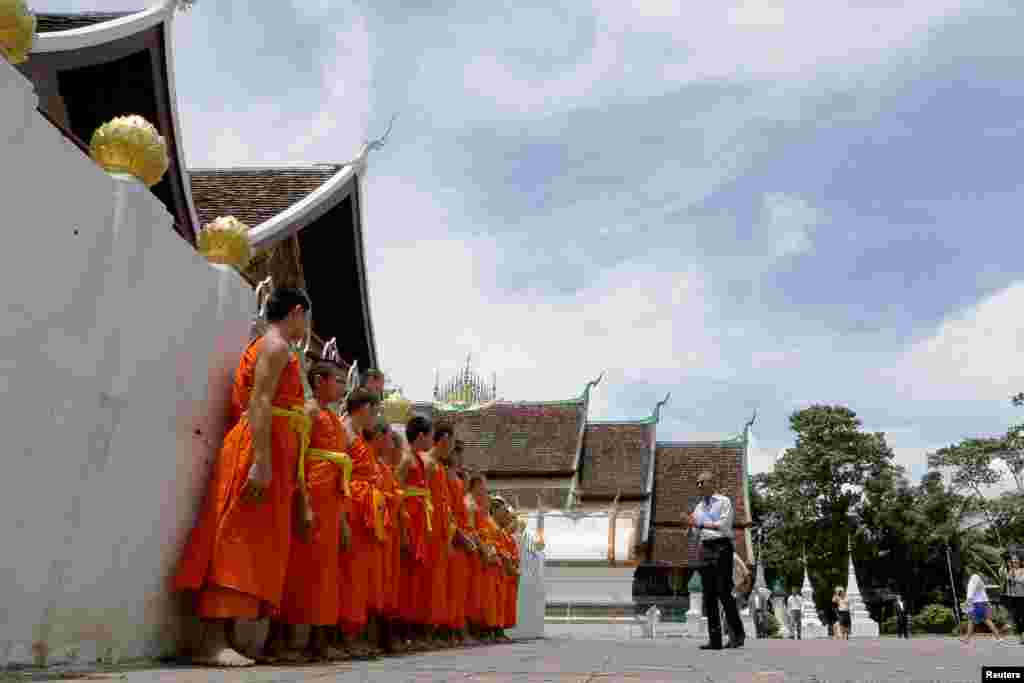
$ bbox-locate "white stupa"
[845,537,879,637]
[800,559,828,638]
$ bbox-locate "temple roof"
[189,165,345,230]
[578,422,656,499]
[648,439,751,566]
[36,12,136,33]
[415,399,587,476]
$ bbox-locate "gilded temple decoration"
[198,215,252,270]
[0,0,35,65]
[432,354,498,412]
[89,115,169,187]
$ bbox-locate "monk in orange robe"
[447,442,475,644]
[335,389,383,656]
[468,476,501,640]
[465,473,489,640]
[488,497,508,635]
[374,426,403,654]
[396,415,434,649]
[497,504,520,636]
[424,423,454,644]
[171,287,312,667]
[275,360,351,661]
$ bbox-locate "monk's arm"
[248,336,291,467]
[396,451,413,487]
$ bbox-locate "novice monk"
[397,415,434,650]
[274,360,352,662]
[336,389,382,657]
[171,287,312,667]
[464,474,488,641]
[374,427,404,654]
[447,442,475,645]
[424,424,454,646]
[497,503,520,638]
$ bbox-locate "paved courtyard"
[7,636,1021,683]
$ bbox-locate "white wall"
[545,566,636,605]
[0,59,252,666]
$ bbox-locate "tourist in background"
[894,595,910,639]
[787,590,802,640]
[961,573,1003,644]
[1008,556,1024,644]
[833,588,850,640]
[687,470,745,650]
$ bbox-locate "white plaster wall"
[546,566,636,604]
[0,60,252,666]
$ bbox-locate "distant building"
[414,359,754,617]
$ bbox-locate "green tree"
[769,405,899,611]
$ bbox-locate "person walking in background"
[687,471,745,650]
[833,588,850,640]
[894,595,910,639]
[961,573,1003,644]
[1007,555,1024,645]
[787,590,802,640]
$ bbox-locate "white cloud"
[363,176,719,416]
[454,0,963,116]
[762,192,821,260]
[881,282,1024,402]
[175,6,371,167]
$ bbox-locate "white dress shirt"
[692,494,735,542]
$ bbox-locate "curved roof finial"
[582,371,604,402]
[350,113,399,173]
[745,409,758,432]
[652,392,671,423]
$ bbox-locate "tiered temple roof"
[414,366,752,567]
[19,8,379,370]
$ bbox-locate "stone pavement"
[9,636,1022,683]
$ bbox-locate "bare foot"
[193,647,255,667]
[323,645,350,661]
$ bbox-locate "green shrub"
[764,612,781,638]
[880,615,897,635]
[912,604,957,634]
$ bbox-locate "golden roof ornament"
[89,115,169,187]
[198,216,252,270]
[0,0,35,65]
[382,387,412,425]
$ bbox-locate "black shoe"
[725,638,744,649]
[699,643,723,650]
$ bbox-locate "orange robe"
[466,500,485,627]
[446,477,471,631]
[476,498,501,629]
[278,409,348,626]
[377,462,402,618]
[338,434,385,633]
[172,337,307,619]
[499,529,519,628]
[426,462,451,627]
[399,453,430,625]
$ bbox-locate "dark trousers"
[1008,597,1024,639]
[790,611,801,639]
[896,612,909,638]
[699,538,745,647]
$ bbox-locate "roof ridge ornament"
[651,392,671,423]
[349,113,398,175]
[581,371,604,403]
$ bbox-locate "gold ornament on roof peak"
[89,115,169,187]
[382,387,412,426]
[198,215,252,270]
[0,0,35,65]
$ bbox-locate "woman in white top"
[1007,557,1024,644]
[961,573,1003,644]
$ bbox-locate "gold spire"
[0,0,35,65]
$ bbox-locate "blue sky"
[42,0,1024,484]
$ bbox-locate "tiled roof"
[415,400,586,475]
[649,440,751,566]
[188,165,344,229]
[36,12,136,33]
[578,422,655,498]
[487,487,569,511]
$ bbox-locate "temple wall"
[0,60,252,666]
[506,536,547,640]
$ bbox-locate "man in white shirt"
[787,591,802,639]
[894,595,909,639]
[961,573,1003,644]
[687,471,745,650]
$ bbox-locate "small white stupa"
[800,559,828,638]
[845,537,880,637]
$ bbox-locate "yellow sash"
[402,486,433,533]
[269,405,312,488]
[306,448,352,496]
